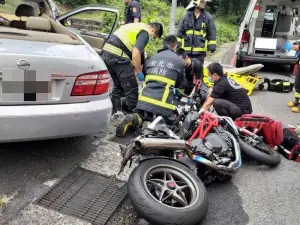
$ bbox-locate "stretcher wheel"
[258,84,264,90]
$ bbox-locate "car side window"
[61,10,117,39]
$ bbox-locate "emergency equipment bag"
[263,78,294,93]
[234,114,283,147]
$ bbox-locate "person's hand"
[292,44,299,52]
[137,72,144,81]
[172,88,180,96]
[195,79,202,87]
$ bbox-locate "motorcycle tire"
[127,158,208,225]
[238,138,281,167]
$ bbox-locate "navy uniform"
[177,7,216,80]
[124,0,141,24]
[136,48,185,123]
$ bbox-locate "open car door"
[231,0,258,66]
[56,5,119,54]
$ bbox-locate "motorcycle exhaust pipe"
[225,131,242,169]
[135,138,189,152]
[135,137,241,173]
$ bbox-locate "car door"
[56,6,120,54]
[231,0,258,66]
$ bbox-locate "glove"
[173,88,179,96]
[137,72,144,81]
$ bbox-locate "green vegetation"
[55,0,238,56]
[1,0,240,57]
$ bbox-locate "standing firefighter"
[124,0,142,24]
[102,22,163,115]
[176,0,216,79]
[288,42,300,113]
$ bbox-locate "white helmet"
[186,0,212,10]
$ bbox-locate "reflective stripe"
[183,47,207,52]
[145,74,176,85]
[182,37,208,52]
[185,30,204,36]
[103,43,130,59]
[177,37,182,43]
[138,96,176,110]
[139,74,176,111]
[114,23,149,52]
[283,82,290,86]
[208,40,216,45]
[295,92,300,98]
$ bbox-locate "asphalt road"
[1,64,300,225]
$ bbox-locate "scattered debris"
[0,192,17,208]
[43,178,59,187]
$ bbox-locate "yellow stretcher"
[202,67,261,96]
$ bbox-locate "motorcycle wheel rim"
[143,163,200,209]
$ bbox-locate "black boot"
[116,113,143,138]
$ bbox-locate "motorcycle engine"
[191,133,230,160]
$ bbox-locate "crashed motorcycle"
[118,108,243,225]
[172,85,281,168]
[177,108,281,168]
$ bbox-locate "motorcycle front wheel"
[238,136,281,167]
[127,158,208,225]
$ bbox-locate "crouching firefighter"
[101,22,163,115]
[288,41,300,113]
[116,35,186,137]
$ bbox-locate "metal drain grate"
[35,167,127,225]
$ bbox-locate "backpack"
[277,128,300,162]
[234,114,283,147]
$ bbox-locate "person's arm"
[206,13,217,53]
[176,64,186,88]
[201,83,224,110]
[133,30,149,73]
[202,96,214,110]
[176,15,186,48]
[131,1,141,23]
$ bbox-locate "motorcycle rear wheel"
[238,137,281,167]
[127,158,208,225]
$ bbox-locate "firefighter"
[176,47,209,104]
[116,35,186,137]
[176,0,216,82]
[124,0,142,24]
[102,22,163,115]
[288,42,300,113]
